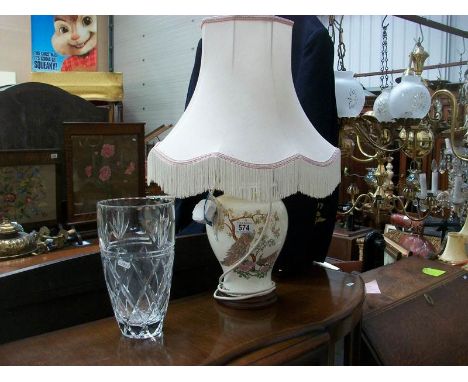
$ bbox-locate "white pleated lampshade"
[147,16,341,202]
[388,73,431,119]
[334,71,365,118]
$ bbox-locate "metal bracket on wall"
[108,15,114,72]
[394,15,468,39]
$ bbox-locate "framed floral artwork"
[0,149,62,230]
[64,122,145,224]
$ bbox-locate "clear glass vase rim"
[97,196,175,208]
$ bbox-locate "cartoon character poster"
[31,15,98,72]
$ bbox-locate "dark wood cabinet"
[0,234,221,345]
[326,226,373,261]
[359,257,468,365]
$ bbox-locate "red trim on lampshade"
[152,143,340,169]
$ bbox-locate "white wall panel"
[114,15,209,134]
[115,15,467,134]
[447,15,468,83]
[0,16,31,84]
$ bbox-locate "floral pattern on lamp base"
[206,195,288,296]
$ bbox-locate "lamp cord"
[213,199,274,301]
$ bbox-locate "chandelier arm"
[430,89,468,162]
[393,197,410,215]
[338,193,373,215]
[355,134,378,158]
[339,129,375,162]
[427,113,442,124]
[389,196,399,210]
[393,195,430,222]
[353,121,403,153]
[340,132,379,163]
[350,154,376,163]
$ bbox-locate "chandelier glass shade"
[334,70,366,118]
[388,73,431,119]
[373,88,394,122]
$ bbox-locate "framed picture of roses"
[0,149,62,230]
[64,122,145,224]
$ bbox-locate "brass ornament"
[399,124,434,159]
[0,219,38,259]
[30,71,123,102]
[410,41,430,76]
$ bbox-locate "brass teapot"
[0,219,38,260]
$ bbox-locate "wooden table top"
[0,266,364,365]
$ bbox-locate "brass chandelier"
[332,16,467,227]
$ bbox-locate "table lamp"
[147,16,340,307]
[439,232,468,265]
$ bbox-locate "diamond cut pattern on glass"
[102,247,174,339]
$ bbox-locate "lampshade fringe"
[147,148,341,201]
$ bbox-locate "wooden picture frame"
[64,122,145,224]
[144,124,173,150]
[0,149,62,230]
